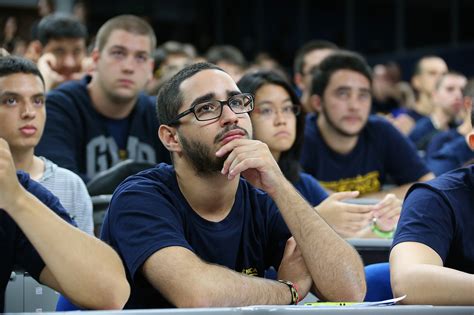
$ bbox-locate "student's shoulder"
[365,115,403,138]
[48,76,89,98]
[408,165,473,196]
[114,163,175,195]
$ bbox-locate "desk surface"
[14,305,474,315]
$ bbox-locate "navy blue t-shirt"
[393,165,474,273]
[294,172,328,206]
[100,163,291,309]
[408,117,437,150]
[426,136,474,176]
[36,75,171,182]
[0,172,73,311]
[301,114,429,194]
[425,129,461,158]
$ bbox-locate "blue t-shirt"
[426,136,474,176]
[100,163,291,309]
[36,75,171,182]
[393,165,474,273]
[425,129,461,158]
[0,172,73,311]
[294,172,328,206]
[404,109,426,122]
[408,117,437,151]
[301,114,429,194]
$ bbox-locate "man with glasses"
[36,15,170,182]
[100,62,366,309]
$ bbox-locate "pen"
[304,302,361,306]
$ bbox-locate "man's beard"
[321,104,365,138]
[178,125,250,176]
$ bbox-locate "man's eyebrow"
[189,90,242,108]
[0,91,45,98]
[190,93,215,107]
[109,45,149,55]
[0,91,21,98]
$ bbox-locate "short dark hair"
[293,40,338,75]
[37,13,88,46]
[156,62,223,126]
[95,15,156,52]
[0,56,45,88]
[413,55,443,76]
[310,50,372,97]
[205,45,246,68]
[237,70,304,184]
[434,70,465,91]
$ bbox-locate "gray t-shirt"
[38,157,94,235]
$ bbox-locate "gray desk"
[4,270,59,313]
[347,238,392,265]
[7,305,473,315]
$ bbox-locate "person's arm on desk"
[142,239,312,307]
[390,242,474,305]
[218,139,366,302]
[0,139,130,310]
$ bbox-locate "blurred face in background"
[433,73,467,120]
[251,83,298,160]
[42,37,86,79]
[94,29,153,104]
[317,69,371,137]
[413,57,448,96]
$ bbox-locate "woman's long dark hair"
[237,69,305,184]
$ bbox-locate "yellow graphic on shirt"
[119,149,128,160]
[242,267,258,276]
[319,171,381,194]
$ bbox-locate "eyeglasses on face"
[253,104,301,119]
[166,93,254,125]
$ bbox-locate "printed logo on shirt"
[242,267,258,276]
[86,135,156,179]
[319,171,381,194]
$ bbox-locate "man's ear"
[147,59,155,82]
[310,94,323,113]
[91,48,100,64]
[158,125,181,153]
[294,73,305,91]
[411,75,420,91]
[468,132,474,151]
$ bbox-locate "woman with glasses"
[238,70,374,238]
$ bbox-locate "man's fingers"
[331,191,360,201]
[0,138,11,151]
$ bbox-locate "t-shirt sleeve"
[36,91,87,181]
[392,185,454,262]
[382,121,430,184]
[106,181,193,282]
[296,173,329,206]
[15,174,76,281]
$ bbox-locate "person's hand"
[0,139,24,212]
[37,53,85,91]
[315,191,374,238]
[372,193,401,232]
[216,139,286,196]
[277,237,312,299]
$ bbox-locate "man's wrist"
[371,219,395,238]
[278,280,300,305]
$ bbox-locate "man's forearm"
[9,190,129,309]
[144,247,294,307]
[392,264,474,305]
[269,180,366,302]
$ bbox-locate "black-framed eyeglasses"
[166,93,254,125]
